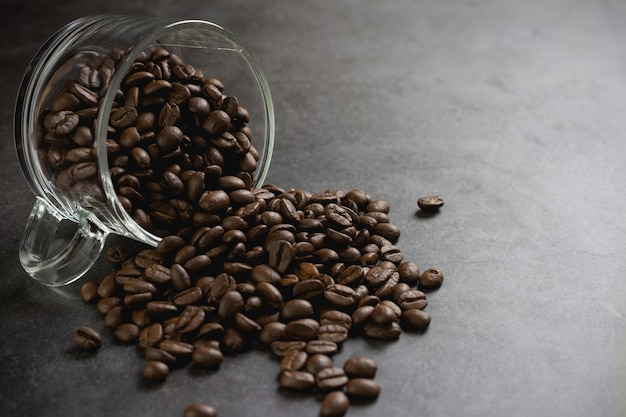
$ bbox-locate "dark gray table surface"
[1,1,625,416]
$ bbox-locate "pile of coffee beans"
[38,46,258,237]
[54,46,444,417]
[76,185,443,416]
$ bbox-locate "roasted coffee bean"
[401,309,432,331]
[173,286,203,306]
[293,279,325,300]
[345,378,381,400]
[139,323,164,348]
[175,305,206,333]
[280,348,308,371]
[324,284,357,308]
[396,290,428,310]
[110,106,137,128]
[143,360,169,382]
[79,281,99,303]
[256,281,283,310]
[159,340,194,357]
[218,290,244,319]
[143,264,171,285]
[135,249,163,269]
[72,326,102,351]
[97,296,122,315]
[306,353,334,375]
[192,345,224,369]
[114,323,141,344]
[363,321,402,340]
[305,340,338,356]
[279,370,315,391]
[259,322,286,346]
[397,261,420,285]
[318,324,349,344]
[284,318,320,341]
[123,279,157,294]
[222,327,248,353]
[103,306,125,328]
[320,310,352,330]
[183,403,218,417]
[316,366,348,391]
[170,264,192,291]
[267,239,294,274]
[144,347,176,364]
[146,300,178,317]
[271,340,306,357]
[197,322,225,340]
[343,356,377,379]
[364,266,395,288]
[419,268,444,290]
[281,299,314,321]
[370,302,399,325]
[417,195,444,211]
[320,391,350,417]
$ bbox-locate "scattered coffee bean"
[343,356,377,379]
[345,378,381,400]
[183,403,218,417]
[418,268,444,290]
[417,195,444,211]
[143,360,169,382]
[320,391,350,417]
[71,326,102,352]
[79,281,99,303]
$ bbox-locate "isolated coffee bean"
[72,326,102,351]
[114,323,141,343]
[183,403,218,417]
[397,261,420,285]
[417,195,444,211]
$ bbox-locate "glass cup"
[14,15,274,286]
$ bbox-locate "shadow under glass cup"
[14,15,274,286]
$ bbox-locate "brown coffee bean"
[346,378,381,400]
[320,391,350,417]
[103,306,125,328]
[279,370,315,391]
[191,346,224,369]
[306,354,334,375]
[256,281,283,310]
[370,303,399,325]
[343,356,377,379]
[318,324,349,344]
[143,360,169,382]
[173,286,203,306]
[397,262,420,285]
[316,366,348,391]
[138,323,164,348]
[114,323,141,344]
[396,289,428,310]
[144,347,176,364]
[419,268,444,290]
[218,290,244,319]
[72,326,102,351]
[79,281,99,303]
[271,340,306,357]
[363,321,402,340]
[320,310,352,330]
[183,403,217,417]
[305,340,338,356]
[284,318,320,341]
[280,348,308,371]
[401,309,432,331]
[281,299,314,321]
[417,195,444,211]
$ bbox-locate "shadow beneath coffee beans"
[414,209,440,219]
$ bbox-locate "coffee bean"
[143,360,169,382]
[192,346,224,369]
[345,378,381,400]
[271,340,306,357]
[397,261,420,286]
[279,370,315,391]
[281,299,314,321]
[114,323,141,343]
[343,356,377,379]
[138,323,164,348]
[144,347,176,364]
[79,281,99,303]
[401,309,432,331]
[305,340,338,356]
[315,366,348,391]
[396,290,428,310]
[284,318,320,341]
[72,326,102,351]
[363,321,402,340]
[419,268,444,290]
[417,195,444,211]
[218,290,244,319]
[320,391,350,417]
[183,403,218,417]
[318,324,349,345]
[280,349,308,371]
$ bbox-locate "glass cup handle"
[19,196,108,286]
